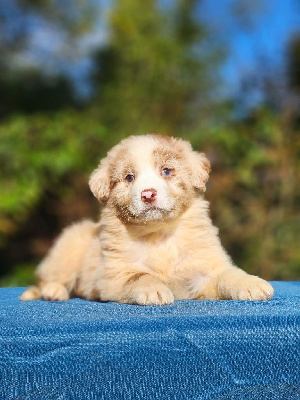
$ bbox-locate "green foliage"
[0,263,35,288]
[0,110,109,244]
[189,108,300,280]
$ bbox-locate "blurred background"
[0,0,299,287]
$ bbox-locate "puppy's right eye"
[125,174,135,182]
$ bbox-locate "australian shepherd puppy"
[21,135,274,305]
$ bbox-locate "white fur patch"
[189,272,210,296]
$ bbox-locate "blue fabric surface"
[0,282,299,400]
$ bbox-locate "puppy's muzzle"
[141,188,157,204]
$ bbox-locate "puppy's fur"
[21,135,274,305]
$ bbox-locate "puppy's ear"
[191,151,211,192]
[89,160,110,202]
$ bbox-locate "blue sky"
[201,0,300,98]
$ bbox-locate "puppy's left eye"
[161,168,173,177]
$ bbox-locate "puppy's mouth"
[123,203,174,223]
[141,205,168,215]
[140,203,170,215]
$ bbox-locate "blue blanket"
[0,282,299,399]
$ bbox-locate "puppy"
[20,134,274,305]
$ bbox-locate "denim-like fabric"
[0,281,299,400]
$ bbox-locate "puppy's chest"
[131,238,188,278]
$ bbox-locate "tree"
[92,0,222,136]
[287,34,300,93]
[0,0,100,118]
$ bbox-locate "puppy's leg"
[19,285,42,301]
[217,268,274,301]
[192,268,273,301]
[20,282,69,302]
[191,244,274,301]
[121,273,174,305]
[40,282,70,301]
[20,220,99,301]
[73,237,102,301]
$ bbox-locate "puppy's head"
[89,135,210,224]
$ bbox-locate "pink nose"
[141,188,157,203]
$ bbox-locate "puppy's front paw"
[219,274,274,301]
[41,282,70,301]
[130,284,174,306]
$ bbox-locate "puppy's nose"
[141,188,157,203]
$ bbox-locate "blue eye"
[125,174,135,182]
[162,168,173,177]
